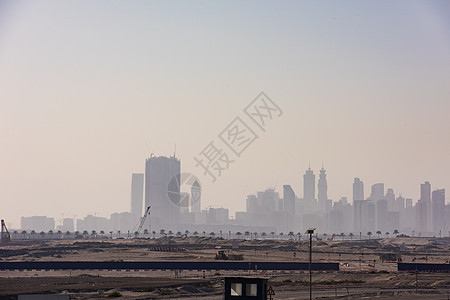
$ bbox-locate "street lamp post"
[307,228,316,300]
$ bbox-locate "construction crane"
[137,206,151,235]
[1,220,11,244]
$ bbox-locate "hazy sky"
[1,1,449,228]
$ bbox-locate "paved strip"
[0,261,338,271]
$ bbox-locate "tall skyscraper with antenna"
[303,165,315,205]
[318,165,327,212]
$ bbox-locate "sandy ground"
[0,236,449,299]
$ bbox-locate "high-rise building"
[283,185,296,230]
[283,185,295,213]
[415,200,428,234]
[303,166,315,202]
[354,200,375,233]
[421,181,431,232]
[144,155,181,229]
[191,180,201,213]
[432,189,445,235]
[376,198,388,232]
[353,178,364,203]
[130,173,144,223]
[370,183,385,201]
[318,166,327,211]
[386,188,395,211]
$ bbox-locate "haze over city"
[1,1,450,229]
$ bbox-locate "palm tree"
[74,231,80,238]
[376,231,382,239]
[261,232,267,240]
[117,230,121,238]
[349,232,354,240]
[385,232,389,238]
[40,231,46,239]
[159,229,165,237]
[143,229,149,238]
[393,229,399,236]
[152,230,156,238]
[236,232,242,239]
[21,230,27,239]
[202,231,206,237]
[220,230,223,238]
[288,231,294,240]
[279,232,284,239]
[12,231,18,240]
[184,230,190,237]
[83,230,89,239]
[253,232,258,239]
[109,231,113,239]
[209,232,215,238]
[297,232,302,240]
[193,231,199,237]
[176,231,182,237]
[57,230,62,239]
[340,233,345,241]
[271,232,275,239]
[168,230,173,237]
[100,230,105,238]
[31,230,36,239]
[65,231,71,239]
[48,230,54,239]
[244,231,250,240]
[367,232,372,239]
[91,230,97,239]
[322,233,328,241]
[134,231,139,238]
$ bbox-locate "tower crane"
[137,206,151,235]
[1,220,11,244]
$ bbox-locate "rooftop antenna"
[146,141,154,157]
[173,143,176,158]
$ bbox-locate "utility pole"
[307,228,316,300]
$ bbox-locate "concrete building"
[303,167,315,203]
[353,178,364,203]
[415,200,428,234]
[21,216,55,232]
[191,180,201,213]
[130,173,144,224]
[283,185,296,230]
[318,166,327,212]
[145,155,181,229]
[354,200,375,234]
[421,181,431,231]
[432,189,445,236]
[58,218,74,232]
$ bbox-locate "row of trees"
[11,229,400,241]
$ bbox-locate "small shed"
[224,277,268,300]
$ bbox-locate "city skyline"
[1,1,450,227]
[15,156,449,237]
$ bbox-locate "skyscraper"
[432,189,445,235]
[130,173,144,223]
[191,180,201,214]
[370,183,385,201]
[283,185,296,230]
[318,166,327,211]
[421,181,431,232]
[303,166,315,202]
[353,178,364,203]
[283,185,295,213]
[144,155,181,229]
